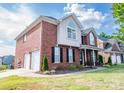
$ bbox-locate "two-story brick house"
[15,13,100,71]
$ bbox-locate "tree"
[42,56,49,71]
[98,55,103,65]
[99,32,112,39]
[112,4,124,42]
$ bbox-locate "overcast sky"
[0,3,118,56]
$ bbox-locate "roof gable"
[82,27,97,38]
[15,16,59,40]
[112,43,120,51]
[104,39,121,51]
[60,13,83,29]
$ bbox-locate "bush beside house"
[108,57,112,66]
[68,64,77,70]
[99,55,103,65]
[42,56,49,72]
[0,65,8,71]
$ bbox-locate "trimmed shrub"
[76,65,83,70]
[99,55,103,65]
[0,65,8,71]
[108,57,112,66]
[42,56,49,71]
[103,64,111,68]
[56,66,66,71]
[68,64,77,70]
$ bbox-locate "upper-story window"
[23,34,27,42]
[67,21,76,40]
[89,32,95,45]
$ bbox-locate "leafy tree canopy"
[99,32,112,39]
[112,4,124,42]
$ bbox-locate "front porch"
[80,45,102,67]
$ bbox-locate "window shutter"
[66,48,69,62]
[73,49,75,62]
[60,48,63,62]
[52,47,54,63]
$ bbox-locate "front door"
[80,51,84,65]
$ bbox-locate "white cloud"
[0,4,37,56]
[64,3,106,29]
[0,4,37,40]
[0,40,4,44]
[0,44,15,56]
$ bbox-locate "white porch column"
[82,51,84,65]
[93,50,96,66]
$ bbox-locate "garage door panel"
[24,53,30,69]
[111,54,116,64]
[117,55,121,64]
[31,50,40,71]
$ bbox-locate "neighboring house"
[97,37,124,64]
[116,40,124,63]
[2,55,14,66]
[15,13,100,71]
[0,57,3,65]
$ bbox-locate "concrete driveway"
[0,68,76,78]
[0,69,36,78]
[0,68,65,78]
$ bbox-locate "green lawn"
[0,70,6,73]
[0,64,124,90]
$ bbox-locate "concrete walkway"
[0,67,106,78]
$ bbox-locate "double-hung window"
[54,47,60,63]
[52,47,63,63]
[68,48,73,63]
[67,48,75,63]
[89,32,95,45]
[67,21,76,40]
[67,27,76,39]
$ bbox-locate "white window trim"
[54,47,60,64]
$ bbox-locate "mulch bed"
[37,66,99,75]
[55,66,97,74]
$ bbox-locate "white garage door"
[24,53,30,69]
[117,55,121,64]
[31,50,40,71]
[111,54,116,64]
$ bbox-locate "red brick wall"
[82,36,88,45]
[41,21,80,69]
[15,22,42,68]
